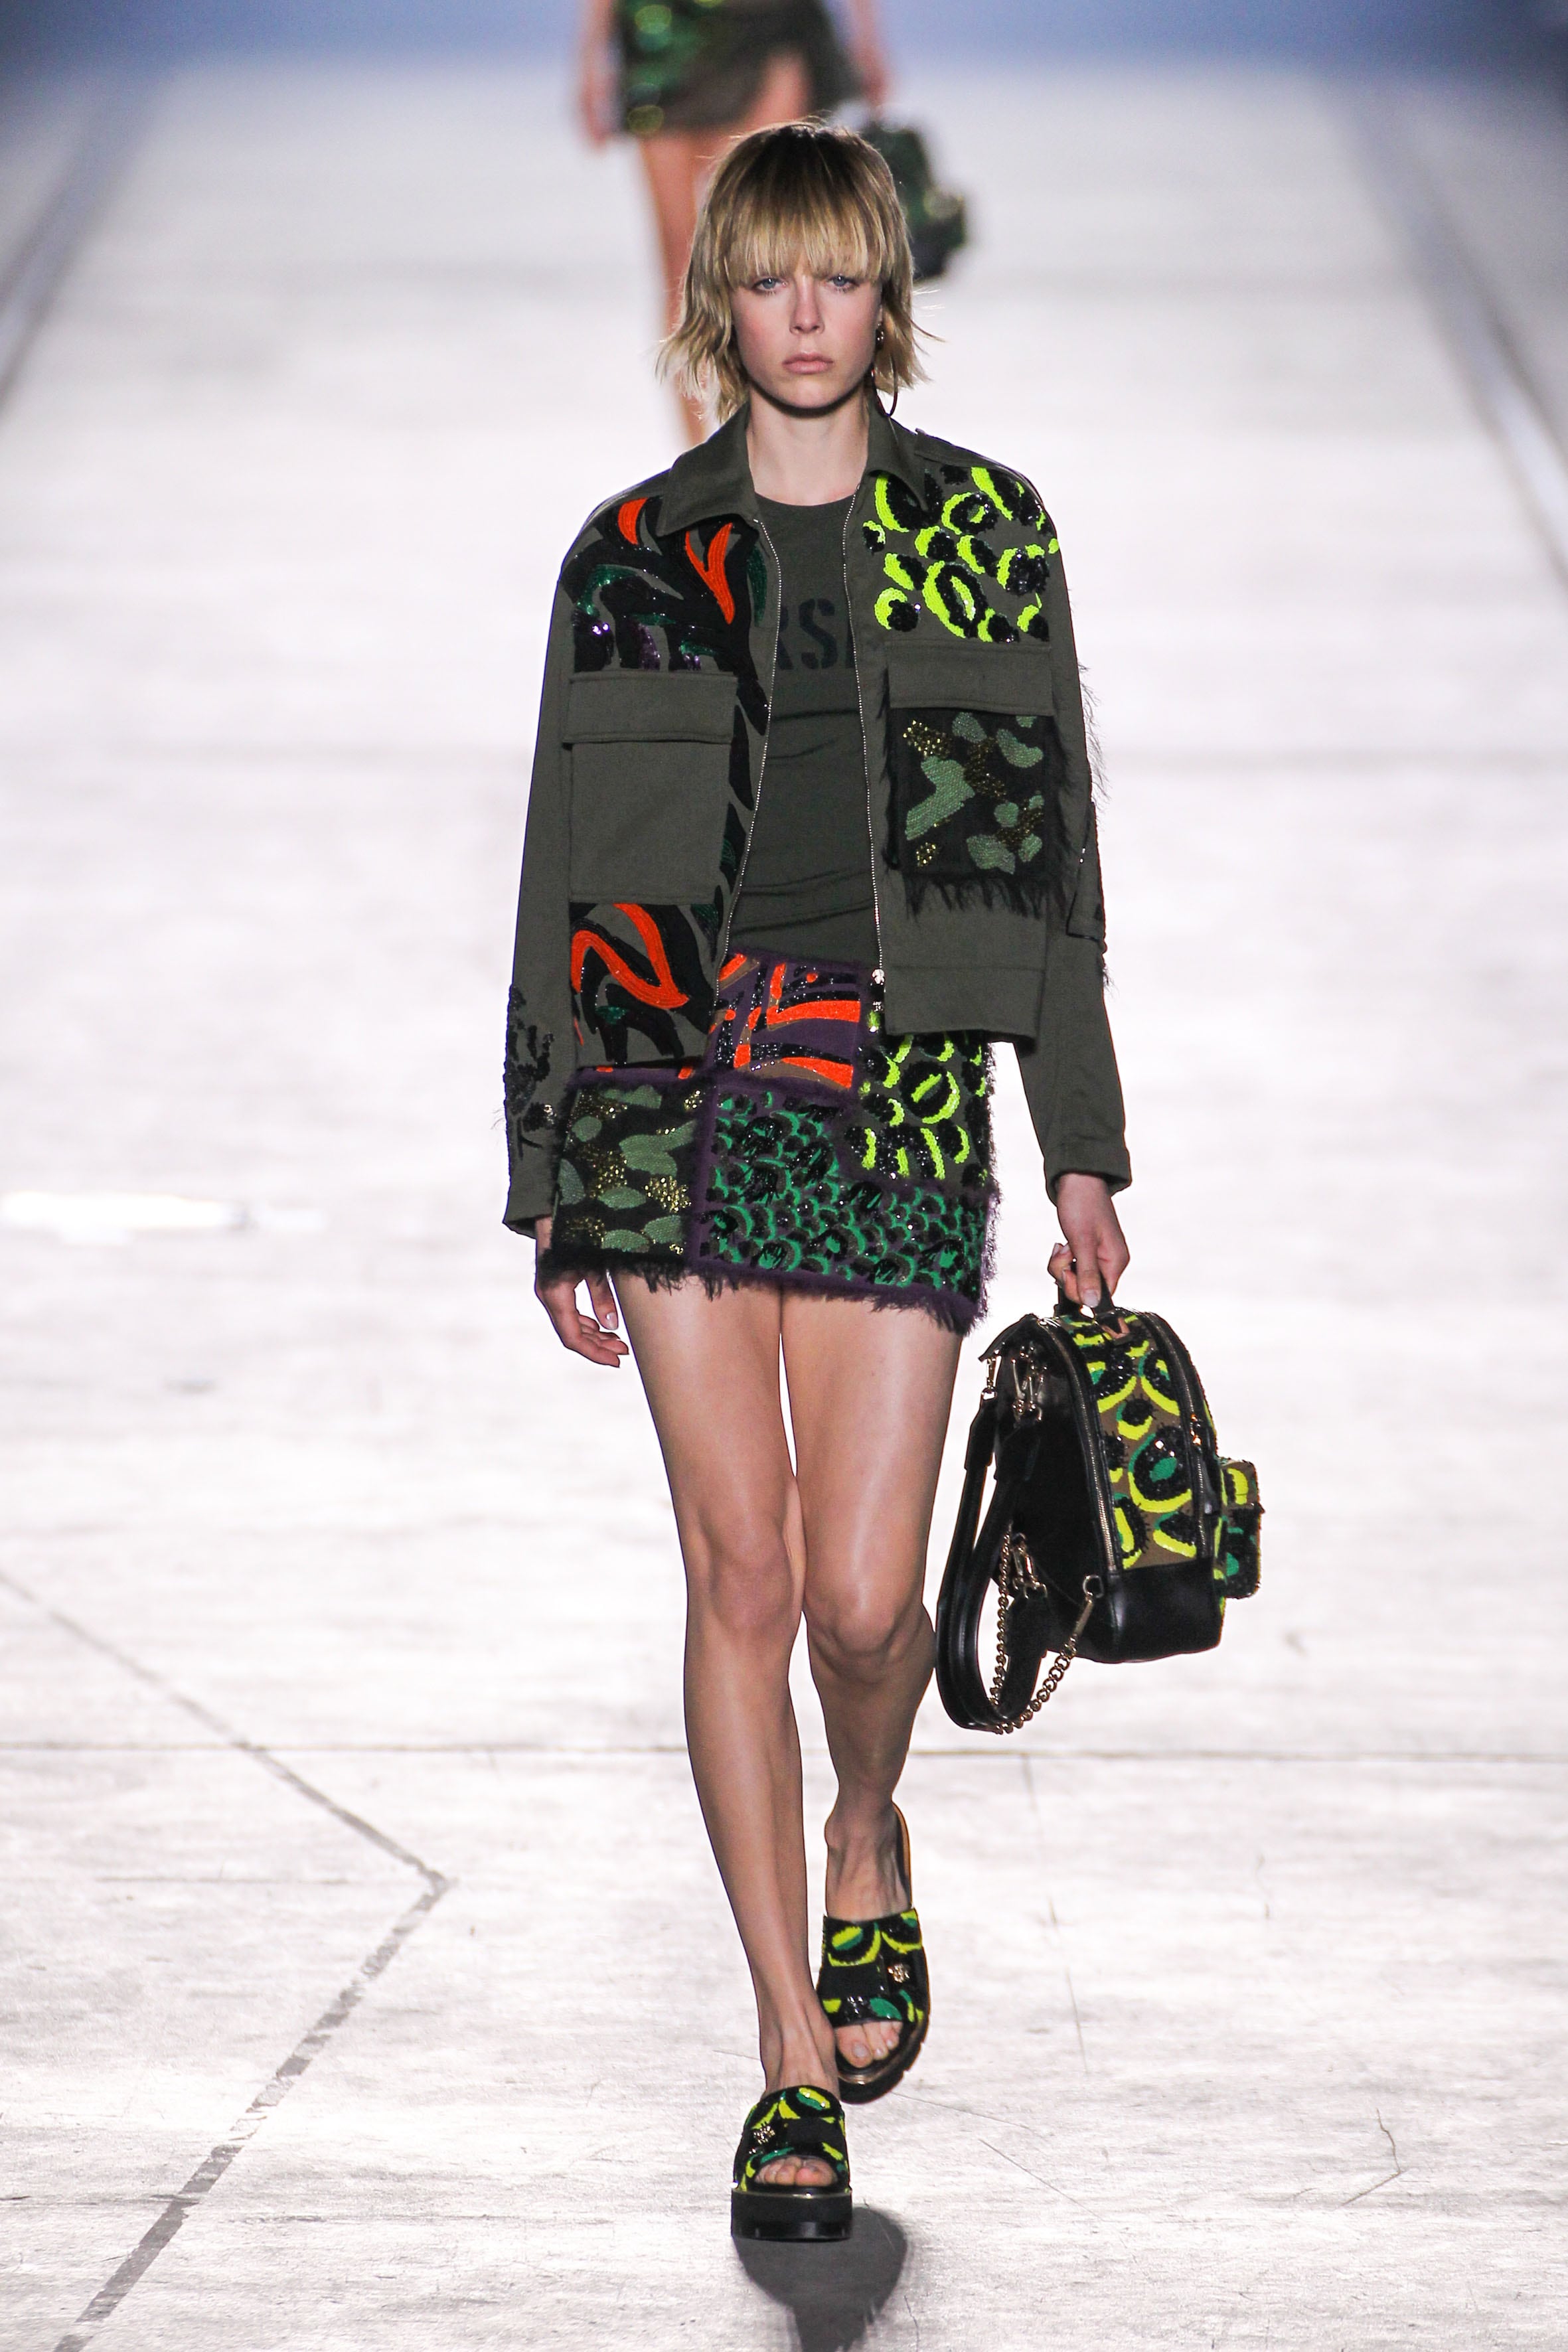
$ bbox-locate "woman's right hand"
[534,1217,630,1366]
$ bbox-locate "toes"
[757,2154,833,2189]
[836,2019,902,2070]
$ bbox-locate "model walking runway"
[3,50,1566,2351]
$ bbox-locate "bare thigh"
[612,1275,804,1597]
[781,1294,961,1636]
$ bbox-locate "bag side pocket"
[1214,1458,1263,1601]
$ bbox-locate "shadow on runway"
[734,2206,909,2349]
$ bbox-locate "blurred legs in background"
[637,49,811,442]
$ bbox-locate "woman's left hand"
[1049,1173,1129,1314]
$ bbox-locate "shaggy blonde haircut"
[662,121,924,420]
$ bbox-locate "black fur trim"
[902,870,1054,919]
[537,1245,986,1334]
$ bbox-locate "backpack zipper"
[1137,1310,1220,1558]
[1037,1324,1119,1578]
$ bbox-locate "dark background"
[0,0,1561,66]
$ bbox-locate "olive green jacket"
[503,402,1129,1233]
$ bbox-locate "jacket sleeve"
[503,580,577,1235]
[1013,522,1132,1200]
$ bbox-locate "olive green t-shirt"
[730,494,879,968]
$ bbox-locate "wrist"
[1053,1169,1112,1204]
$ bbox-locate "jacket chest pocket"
[564,670,738,901]
[884,644,1061,913]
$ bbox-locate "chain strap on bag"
[935,1293,1263,1735]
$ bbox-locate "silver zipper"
[842,493,886,984]
[1040,1325,1119,1573]
[720,511,780,964]
[1138,1310,1220,1556]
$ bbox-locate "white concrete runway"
[2,56,1566,2351]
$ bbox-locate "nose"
[789,271,823,333]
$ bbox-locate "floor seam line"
[50,1879,444,2352]
[0,1568,443,1882]
[0,78,152,409]
[1342,74,1568,593]
[0,1569,452,2351]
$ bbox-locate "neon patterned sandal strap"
[817,1808,931,2106]
[730,2084,852,2244]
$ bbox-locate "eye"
[749,275,784,293]
[826,274,860,291]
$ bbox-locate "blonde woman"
[577,0,888,439]
[505,124,1130,2241]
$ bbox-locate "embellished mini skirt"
[541,953,996,1333]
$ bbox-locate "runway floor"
[2,54,1566,2351]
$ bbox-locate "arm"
[577,0,618,147]
[504,584,576,1238]
[505,574,630,1367]
[1014,523,1132,1309]
[842,0,890,110]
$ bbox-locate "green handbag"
[935,1298,1261,1733]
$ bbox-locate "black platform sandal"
[730,2084,852,2243]
[817,1804,929,2106]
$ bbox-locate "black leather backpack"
[935,1300,1261,1733]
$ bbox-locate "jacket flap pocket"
[886,644,1054,716]
[564,670,738,745]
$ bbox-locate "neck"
[745,384,871,506]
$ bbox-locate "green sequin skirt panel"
[542,953,996,1332]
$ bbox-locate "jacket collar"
[656,397,927,536]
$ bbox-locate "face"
[730,263,882,411]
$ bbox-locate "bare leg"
[615,1273,837,2186]
[636,50,813,444]
[636,136,709,444]
[784,1294,961,2069]
[620,1270,961,2138]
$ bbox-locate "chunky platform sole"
[730,2186,853,2242]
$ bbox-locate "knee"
[687,1521,797,1649]
[807,1587,927,1685]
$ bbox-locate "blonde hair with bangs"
[662,121,924,420]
